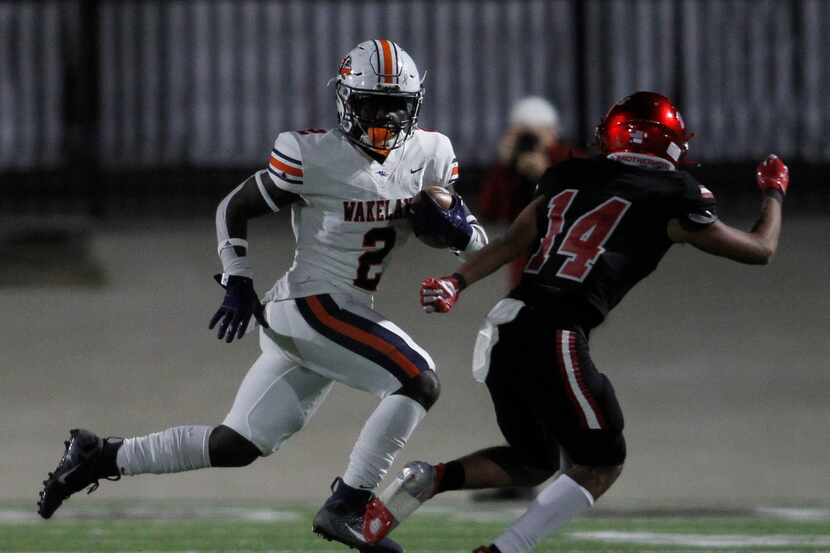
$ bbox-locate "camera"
[514,131,540,155]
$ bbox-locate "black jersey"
[510,157,717,328]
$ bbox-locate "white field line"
[3,504,466,524]
[569,530,830,548]
[0,507,300,523]
[756,506,830,521]
[0,509,38,523]
[8,504,827,524]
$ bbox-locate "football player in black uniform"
[361,92,790,553]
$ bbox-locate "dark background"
[1,0,829,216]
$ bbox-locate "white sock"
[494,474,594,553]
[116,425,213,476]
[343,395,426,490]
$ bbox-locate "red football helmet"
[596,91,691,169]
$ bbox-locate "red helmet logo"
[596,91,691,168]
[339,56,353,76]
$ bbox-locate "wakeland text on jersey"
[342,198,414,223]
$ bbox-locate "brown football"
[419,185,453,209]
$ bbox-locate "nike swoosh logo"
[344,524,368,543]
[57,463,81,485]
[410,167,424,174]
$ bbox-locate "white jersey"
[262,128,462,301]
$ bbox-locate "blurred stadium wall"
[0,1,828,505]
[0,0,828,215]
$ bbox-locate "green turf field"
[2,503,829,553]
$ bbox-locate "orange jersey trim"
[270,154,303,177]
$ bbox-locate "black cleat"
[472,546,501,553]
[37,429,120,519]
[313,478,404,553]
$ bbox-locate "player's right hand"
[209,274,269,343]
[420,275,462,313]
[756,154,789,198]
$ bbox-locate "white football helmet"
[334,39,424,152]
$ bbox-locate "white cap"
[509,96,559,130]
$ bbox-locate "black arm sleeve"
[217,171,301,257]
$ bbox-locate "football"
[417,185,454,210]
[410,185,454,248]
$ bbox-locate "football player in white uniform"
[38,39,487,553]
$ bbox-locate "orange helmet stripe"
[380,39,394,83]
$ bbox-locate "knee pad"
[208,425,263,467]
[395,370,440,410]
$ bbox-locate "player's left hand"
[209,274,269,343]
[410,193,473,251]
[420,275,462,313]
[756,154,789,199]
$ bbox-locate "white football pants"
[222,292,435,455]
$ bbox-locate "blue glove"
[209,274,268,343]
[410,193,473,250]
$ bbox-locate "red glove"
[756,154,789,199]
[420,274,464,313]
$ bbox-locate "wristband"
[764,189,784,203]
[451,272,467,291]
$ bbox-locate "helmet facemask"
[337,82,422,153]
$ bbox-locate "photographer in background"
[473,97,575,503]
[479,97,578,288]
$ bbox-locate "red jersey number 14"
[526,190,631,282]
